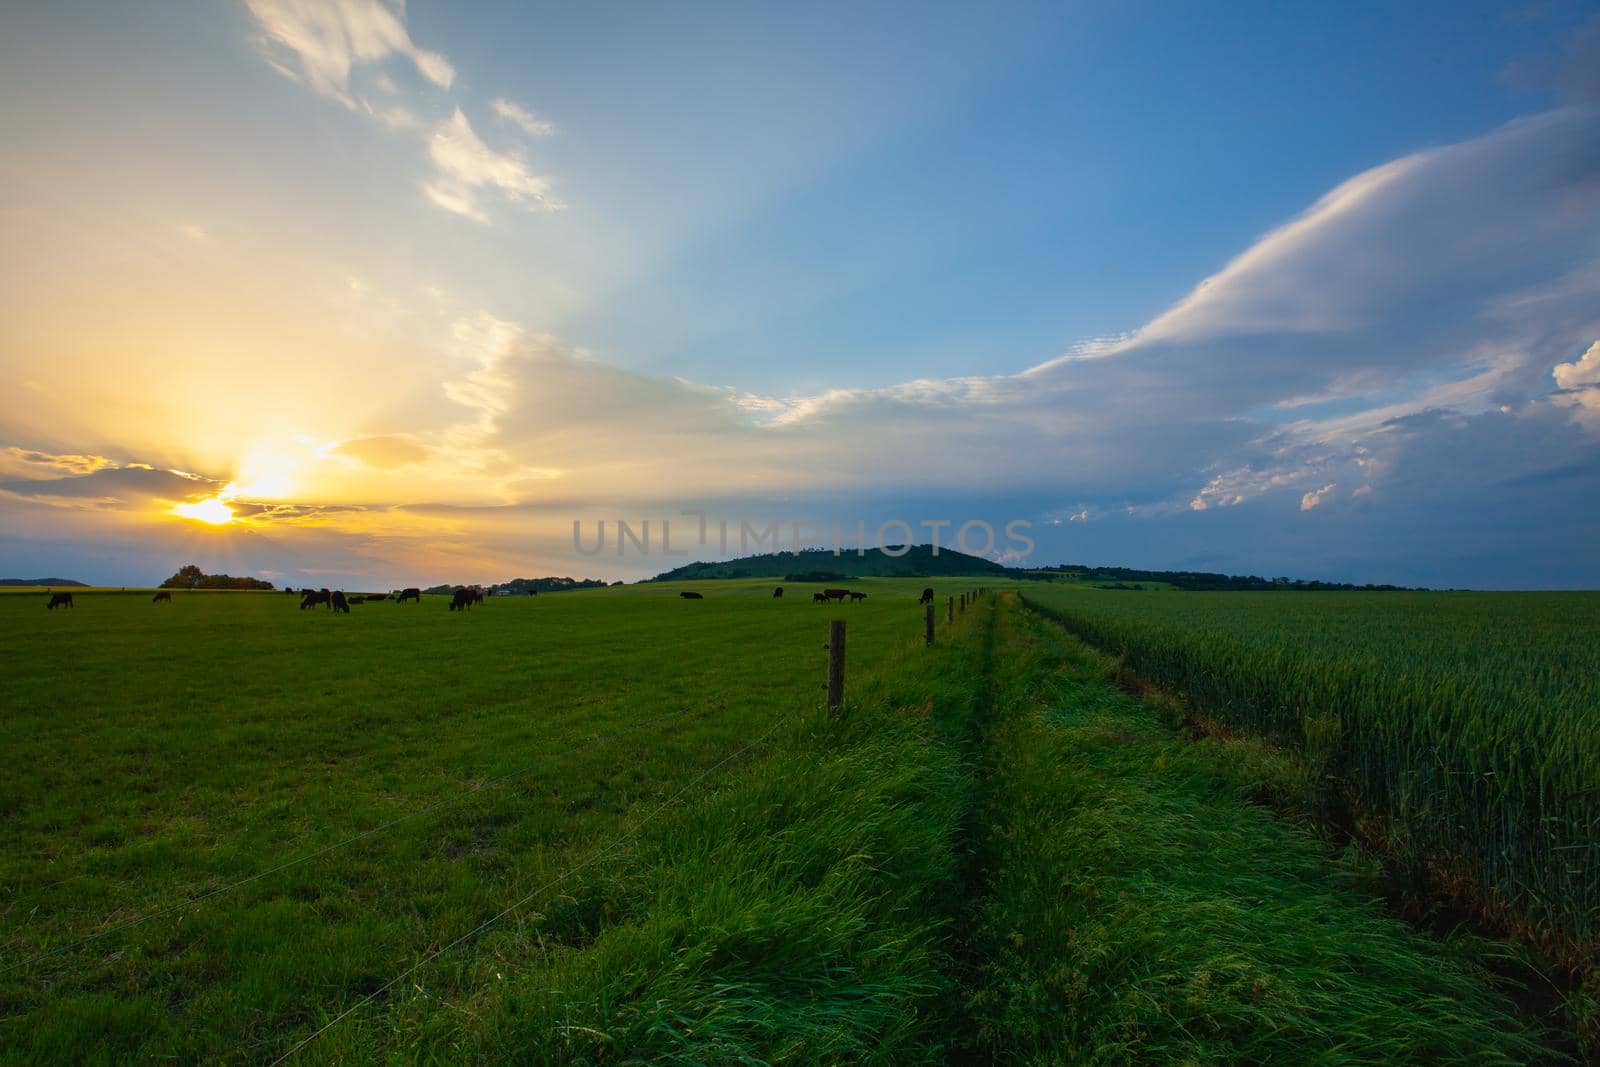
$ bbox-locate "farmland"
[0,581,1590,1060]
[1023,586,1600,1040]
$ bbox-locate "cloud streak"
[243,1,562,224]
[245,0,453,106]
[424,109,562,221]
[490,98,555,137]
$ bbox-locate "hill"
[423,576,611,595]
[648,545,1009,582]
[0,577,87,587]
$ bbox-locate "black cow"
[301,589,331,610]
[848,591,867,602]
[46,592,73,610]
[813,592,829,603]
[772,586,783,598]
[347,595,365,605]
[152,591,172,603]
[395,588,421,604]
[449,587,475,611]
[679,591,703,599]
[331,591,350,613]
[919,587,934,604]
[822,588,849,601]
[365,593,388,601]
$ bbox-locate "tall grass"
[1021,589,1600,975]
[966,597,1558,1062]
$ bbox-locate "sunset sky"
[2,1,1599,588]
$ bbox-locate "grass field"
[0,581,1585,1060]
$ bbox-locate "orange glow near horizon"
[170,495,236,526]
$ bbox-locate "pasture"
[0,579,980,1061]
[0,580,1588,1060]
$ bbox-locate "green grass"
[0,579,981,1062]
[962,597,1559,1063]
[1021,586,1600,1044]
[0,581,1574,1061]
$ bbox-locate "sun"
[171,495,236,526]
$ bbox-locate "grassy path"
[950,594,1558,1063]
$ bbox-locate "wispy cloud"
[243,1,563,224]
[424,109,562,221]
[244,0,454,107]
[490,97,555,137]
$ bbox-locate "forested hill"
[0,577,88,586]
[648,547,1420,590]
[649,546,1009,582]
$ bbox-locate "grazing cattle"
[365,593,388,601]
[822,588,850,601]
[449,587,475,611]
[331,591,351,613]
[395,588,421,604]
[300,589,331,610]
[679,590,703,599]
[848,591,867,602]
[772,586,783,598]
[46,592,74,610]
[152,591,172,603]
[813,592,829,603]
[347,595,365,605]
[285,587,296,594]
[919,587,934,604]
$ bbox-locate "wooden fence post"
[947,596,953,623]
[925,603,935,646]
[826,620,846,716]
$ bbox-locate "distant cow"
[822,588,849,601]
[46,592,73,610]
[919,587,934,604]
[152,591,172,603]
[347,595,365,605]
[300,589,331,610]
[331,591,350,613]
[679,591,703,600]
[813,592,828,603]
[365,593,388,602]
[772,586,783,598]
[449,587,475,611]
[848,591,867,602]
[395,588,421,604]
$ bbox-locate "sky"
[2,0,1599,589]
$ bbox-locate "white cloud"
[1300,483,1336,511]
[425,109,562,221]
[490,98,555,137]
[244,0,454,107]
[178,223,208,242]
[1554,340,1600,389]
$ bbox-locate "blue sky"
[2,1,1598,588]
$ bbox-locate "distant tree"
[164,564,206,589]
[160,564,273,590]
